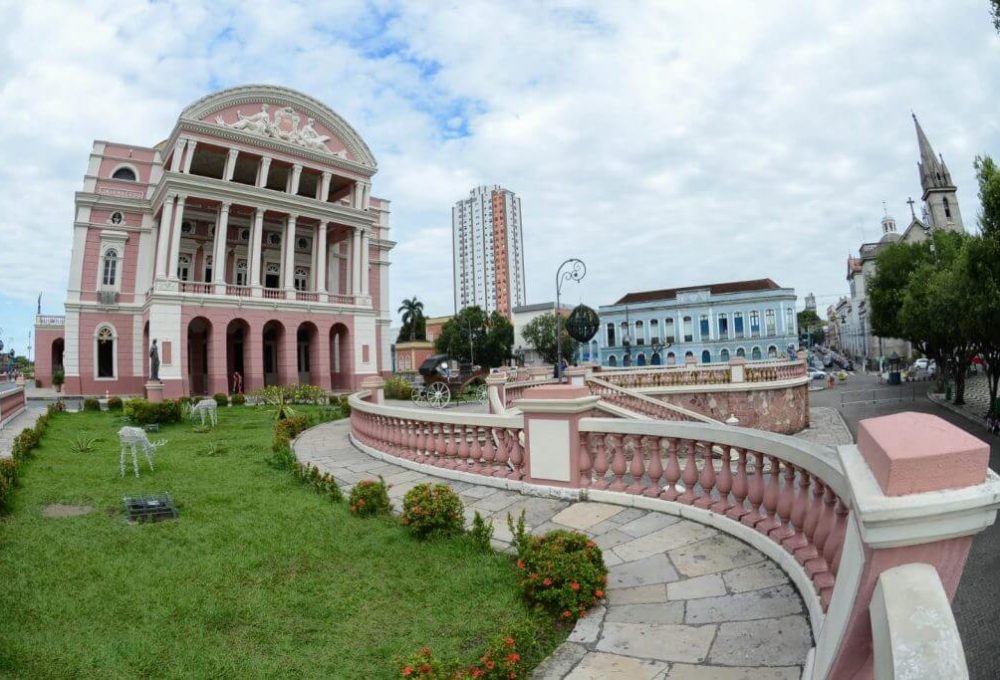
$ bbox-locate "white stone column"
[351,228,362,295]
[360,228,370,296]
[283,214,298,292]
[212,202,231,293]
[316,222,328,294]
[168,194,186,280]
[223,148,239,181]
[319,171,331,202]
[257,157,271,188]
[169,140,185,172]
[249,208,264,296]
[289,164,302,196]
[182,139,197,174]
[155,193,175,279]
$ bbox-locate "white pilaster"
[155,194,175,279]
[223,148,239,181]
[289,164,302,196]
[168,195,186,281]
[257,157,271,188]
[213,202,231,292]
[169,140,184,172]
[181,139,197,174]
[249,208,264,295]
[283,214,298,291]
[319,171,331,201]
[316,221,328,293]
[360,229,370,296]
[351,228,362,294]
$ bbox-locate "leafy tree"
[974,155,1000,238]
[796,309,825,346]
[397,297,425,342]
[991,0,1000,33]
[960,234,1000,414]
[434,306,514,369]
[521,312,580,365]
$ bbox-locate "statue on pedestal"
[149,339,160,382]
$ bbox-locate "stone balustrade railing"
[347,381,999,679]
[0,384,26,430]
[502,378,557,408]
[745,359,808,382]
[585,376,718,424]
[595,359,807,389]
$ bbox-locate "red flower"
[542,577,552,587]
[470,669,483,678]
[594,589,605,598]
[420,663,432,674]
[402,666,413,677]
[562,610,572,618]
[504,637,515,647]
[570,581,580,591]
[485,660,495,670]
[516,560,525,570]
[506,652,520,663]
[586,540,597,548]
[508,673,517,680]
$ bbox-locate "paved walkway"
[0,403,46,459]
[794,408,853,448]
[296,421,812,679]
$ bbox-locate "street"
[811,372,1000,678]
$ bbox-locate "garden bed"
[0,406,564,678]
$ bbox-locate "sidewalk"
[295,420,811,679]
[0,404,46,459]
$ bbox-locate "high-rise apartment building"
[452,185,525,318]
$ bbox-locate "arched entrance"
[187,317,212,395]
[297,322,319,385]
[51,338,64,373]
[226,319,250,393]
[262,321,285,386]
[330,323,351,389]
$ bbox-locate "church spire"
[913,113,953,192]
[911,113,962,231]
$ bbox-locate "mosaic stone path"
[295,420,812,679]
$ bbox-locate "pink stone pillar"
[360,375,384,404]
[564,365,590,387]
[817,412,1000,679]
[517,385,600,488]
[280,326,298,386]
[244,324,263,393]
[209,325,228,395]
[313,333,331,391]
[485,372,506,414]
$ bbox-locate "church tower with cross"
[913,113,964,232]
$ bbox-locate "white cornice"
[75,192,152,213]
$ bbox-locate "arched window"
[606,323,616,347]
[666,351,676,365]
[112,167,137,181]
[236,260,248,286]
[204,255,213,283]
[623,353,632,367]
[684,351,694,360]
[607,355,617,367]
[943,197,952,219]
[294,267,309,291]
[665,318,675,343]
[651,351,661,365]
[177,255,191,281]
[751,346,762,361]
[635,320,644,345]
[96,326,115,378]
[649,319,659,344]
[637,353,646,366]
[102,249,118,286]
[682,316,693,342]
[736,347,746,358]
[701,349,711,364]
[768,345,778,358]
[720,348,730,362]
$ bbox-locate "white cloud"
[0,0,998,354]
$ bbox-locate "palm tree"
[398,297,425,341]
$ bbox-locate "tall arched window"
[768,345,778,358]
[606,323,616,347]
[236,260,248,286]
[635,320,644,345]
[701,349,711,364]
[294,267,309,291]
[102,249,118,286]
[651,351,661,365]
[943,197,952,219]
[666,351,676,365]
[637,353,646,366]
[751,346,762,361]
[720,348,730,362]
[112,167,137,181]
[649,319,659,344]
[682,317,693,342]
[736,347,746,358]
[96,326,115,378]
[177,255,191,281]
[665,318,675,343]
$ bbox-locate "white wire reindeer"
[190,399,218,427]
[118,427,166,478]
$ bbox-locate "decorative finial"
[882,201,888,217]
[906,197,916,219]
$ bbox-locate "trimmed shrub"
[348,477,391,517]
[292,461,343,502]
[107,396,123,411]
[82,398,101,412]
[33,414,49,437]
[469,511,495,552]
[383,376,413,401]
[516,530,607,622]
[399,622,548,679]
[0,458,18,509]
[213,393,229,407]
[231,393,246,406]
[123,399,182,426]
[272,416,310,453]
[11,427,39,462]
[46,400,66,416]
[401,483,464,538]
[338,395,351,417]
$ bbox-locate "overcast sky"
[1,0,998,356]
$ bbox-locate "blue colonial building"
[594,279,798,367]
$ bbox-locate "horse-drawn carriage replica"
[411,354,488,408]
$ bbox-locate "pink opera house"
[34,85,394,398]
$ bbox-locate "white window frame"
[109,163,140,182]
[236,259,248,286]
[94,323,118,381]
[177,253,192,281]
[102,248,119,287]
[96,230,128,293]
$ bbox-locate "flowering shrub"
[294,461,343,502]
[348,476,391,517]
[401,483,464,538]
[397,646,448,678]
[46,400,66,416]
[272,416,310,453]
[517,530,607,622]
[399,627,541,679]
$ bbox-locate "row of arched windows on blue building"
[604,344,780,367]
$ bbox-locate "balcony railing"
[146,281,360,306]
[227,284,252,297]
[262,288,287,300]
[35,315,65,326]
[179,282,213,294]
[296,291,319,302]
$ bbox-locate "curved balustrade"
[349,394,527,478]
[585,376,717,423]
[595,359,806,389]
[745,360,807,382]
[577,418,848,609]
[503,378,557,408]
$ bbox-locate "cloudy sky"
[1,0,998,356]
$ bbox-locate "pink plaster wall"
[33,326,63,387]
[0,388,26,427]
[654,384,809,433]
[68,311,144,397]
[79,228,138,301]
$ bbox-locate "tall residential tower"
[452,185,525,318]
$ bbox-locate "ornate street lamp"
[555,258,586,381]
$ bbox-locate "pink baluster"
[578,433,593,488]
[710,445,733,514]
[626,435,646,494]
[770,462,798,542]
[659,438,681,501]
[643,436,663,497]
[756,456,782,535]
[434,423,448,462]
[794,479,826,564]
[693,442,717,509]
[395,418,406,457]
[824,497,850,574]
[804,486,837,578]
[678,439,698,505]
[591,434,610,489]
[453,424,470,469]
[741,451,766,527]
[782,470,812,552]
[607,435,628,491]
[445,423,458,459]
[491,427,510,477]
[480,426,495,475]
[469,425,483,470]
[415,421,427,461]
[508,429,524,479]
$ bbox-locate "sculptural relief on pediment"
[211,104,348,158]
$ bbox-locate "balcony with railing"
[146,280,361,307]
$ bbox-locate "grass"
[0,407,564,679]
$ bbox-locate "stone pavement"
[0,403,46,459]
[295,420,812,679]
[793,408,853,447]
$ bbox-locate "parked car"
[913,358,930,370]
[808,368,828,381]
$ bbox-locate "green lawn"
[0,407,563,679]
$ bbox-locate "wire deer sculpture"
[118,426,166,478]
[190,399,219,427]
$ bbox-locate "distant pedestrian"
[827,374,835,390]
[232,371,243,394]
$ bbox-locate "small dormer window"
[112,167,137,181]
[110,211,123,225]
